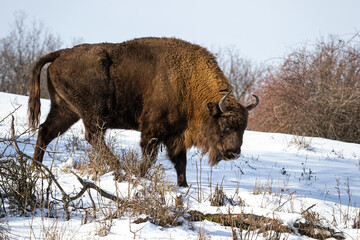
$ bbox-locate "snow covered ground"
[1,91,360,239]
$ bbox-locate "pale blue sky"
[1,0,359,62]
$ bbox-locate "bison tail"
[28,50,61,131]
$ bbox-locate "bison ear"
[206,102,221,118]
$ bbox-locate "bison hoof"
[178,181,189,188]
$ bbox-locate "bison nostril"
[225,151,240,159]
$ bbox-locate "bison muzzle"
[28,37,259,187]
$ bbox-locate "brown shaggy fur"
[28,37,256,187]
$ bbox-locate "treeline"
[1,12,359,144]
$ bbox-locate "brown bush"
[249,36,360,143]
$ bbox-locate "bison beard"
[28,37,258,187]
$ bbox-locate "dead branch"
[70,171,123,203]
[187,210,293,234]
[185,210,345,239]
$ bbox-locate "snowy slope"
[0,91,359,239]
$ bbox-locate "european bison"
[28,37,258,187]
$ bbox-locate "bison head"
[204,91,259,166]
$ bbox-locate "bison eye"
[222,127,231,133]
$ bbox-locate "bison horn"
[219,90,232,113]
[246,94,259,110]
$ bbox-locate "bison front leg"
[165,135,188,187]
[169,150,188,187]
[139,137,160,177]
[164,139,188,187]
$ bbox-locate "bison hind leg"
[32,103,79,167]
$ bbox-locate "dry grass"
[289,135,313,150]
[210,183,237,207]
[37,220,67,240]
[353,210,360,229]
[253,178,273,196]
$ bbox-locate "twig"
[301,204,316,215]
[10,116,32,160]
[0,105,21,124]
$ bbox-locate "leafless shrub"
[0,156,38,216]
[0,118,39,216]
[250,35,360,144]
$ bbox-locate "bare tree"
[215,47,264,103]
[0,11,62,98]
